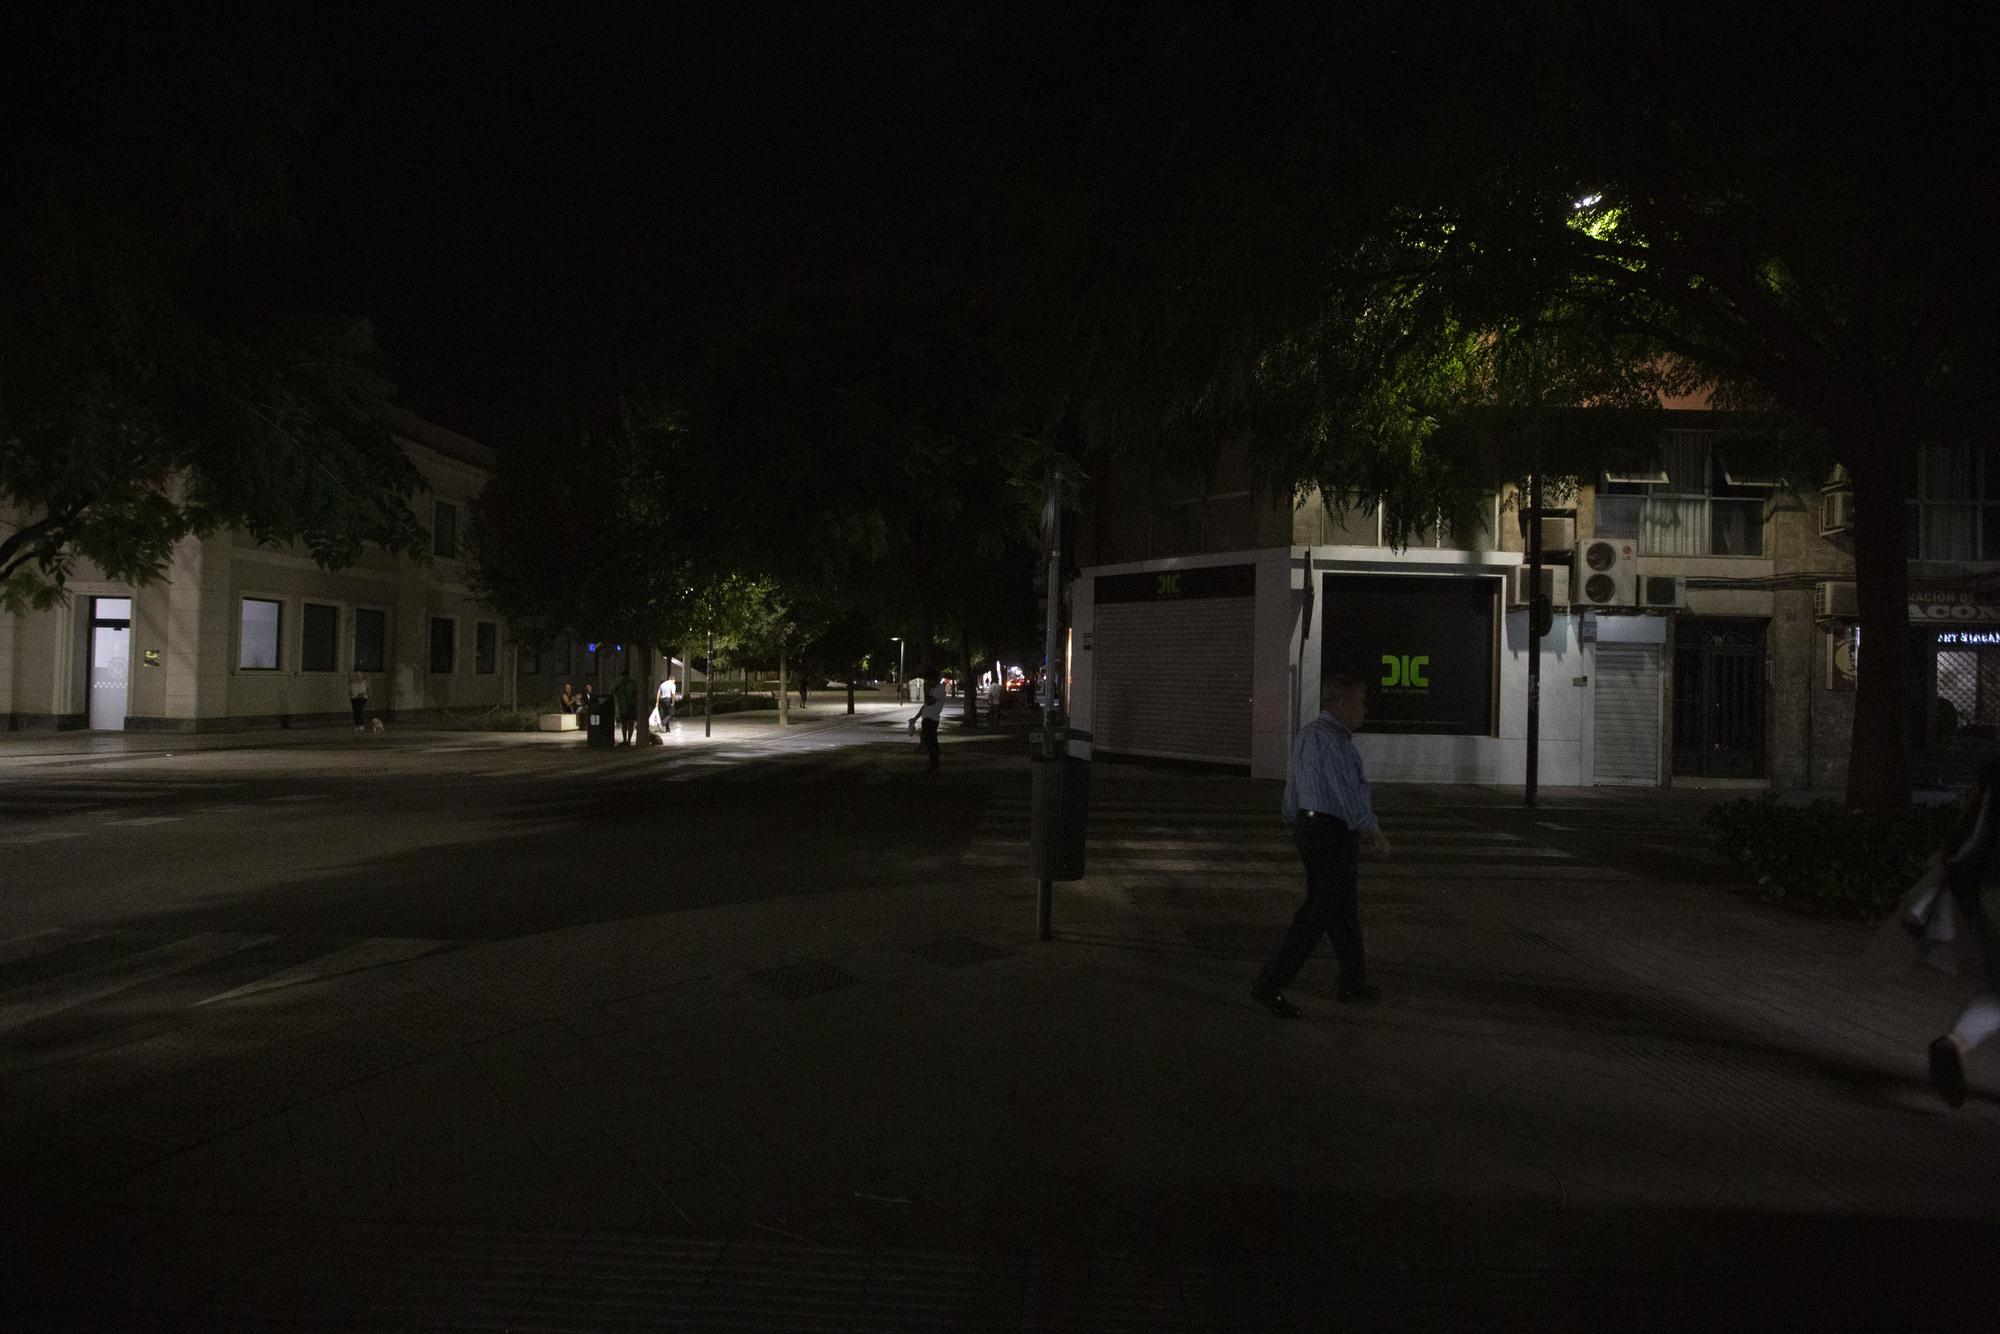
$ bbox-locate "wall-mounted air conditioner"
[1574,538,1636,608]
[1816,580,1858,620]
[1636,574,1687,610]
[1509,565,1570,608]
[1821,490,1855,536]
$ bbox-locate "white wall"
[1080,544,1596,785]
[1353,610,1589,785]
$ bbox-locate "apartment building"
[1,410,513,732]
[1066,415,1987,791]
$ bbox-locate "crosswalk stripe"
[2,829,87,845]
[195,937,451,1006]
[104,816,182,827]
[0,931,281,1034]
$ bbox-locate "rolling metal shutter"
[1594,642,1662,785]
[1093,597,1255,763]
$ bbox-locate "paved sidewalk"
[0,697,917,769]
[6,740,1999,1329]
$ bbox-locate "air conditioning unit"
[1816,580,1859,620]
[1636,573,1687,610]
[1509,565,1571,608]
[1573,538,1636,609]
[1821,490,1855,536]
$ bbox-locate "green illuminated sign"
[1380,654,1430,689]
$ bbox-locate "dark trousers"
[1256,816,1365,992]
[919,717,939,769]
[350,697,367,728]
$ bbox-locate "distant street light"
[890,636,904,692]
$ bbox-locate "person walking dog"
[1251,673,1391,1018]
[348,669,370,731]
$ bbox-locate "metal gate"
[1092,597,1255,763]
[1593,643,1662,785]
[1673,618,1766,779]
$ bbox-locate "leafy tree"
[976,3,1993,808]
[471,395,702,703]
[0,5,424,612]
[681,278,1043,727]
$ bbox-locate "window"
[239,598,282,670]
[353,608,386,673]
[1908,442,2000,561]
[519,642,541,676]
[301,603,339,673]
[1596,429,1767,556]
[475,622,498,674]
[430,617,456,674]
[433,500,459,558]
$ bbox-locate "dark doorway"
[1673,618,1766,778]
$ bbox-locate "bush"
[1703,794,1965,919]
[687,692,777,716]
[435,707,545,732]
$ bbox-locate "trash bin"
[585,694,617,749]
[1029,726,1091,881]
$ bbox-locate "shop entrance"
[1672,617,1766,779]
[88,596,132,731]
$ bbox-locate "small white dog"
[370,718,385,732]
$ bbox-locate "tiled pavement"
[5,745,2000,1329]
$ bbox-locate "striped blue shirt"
[1280,711,1377,831]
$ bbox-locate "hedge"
[1702,794,1966,919]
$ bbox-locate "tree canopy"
[972,2,1997,807]
[0,5,423,613]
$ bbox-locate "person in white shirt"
[348,669,370,731]
[911,676,946,771]
[655,673,677,729]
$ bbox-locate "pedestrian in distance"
[1251,673,1392,1018]
[348,668,370,731]
[911,675,946,771]
[1908,758,2000,1107]
[612,669,640,746]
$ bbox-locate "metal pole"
[704,628,714,738]
[1037,459,1061,941]
[1526,472,1543,808]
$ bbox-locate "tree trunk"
[959,631,978,732]
[845,668,856,715]
[1843,444,1915,810]
[779,641,790,726]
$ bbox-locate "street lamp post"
[891,636,904,696]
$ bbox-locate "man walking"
[612,668,640,747]
[656,672,677,730]
[1251,673,1391,1017]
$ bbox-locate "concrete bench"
[538,713,578,732]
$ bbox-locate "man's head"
[1320,674,1368,729]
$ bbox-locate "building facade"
[1,410,514,731]
[1068,419,1994,791]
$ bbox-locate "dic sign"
[1322,575,1498,735]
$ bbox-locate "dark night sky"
[291,4,992,443]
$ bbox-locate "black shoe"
[1930,1036,1968,1109]
[1250,986,1302,1019]
[1337,983,1381,1006]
